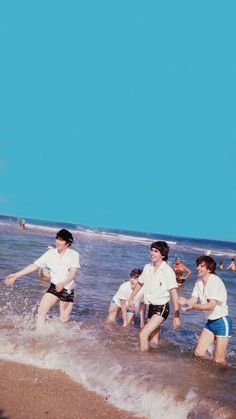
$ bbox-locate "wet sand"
[0,361,143,419]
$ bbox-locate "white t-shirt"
[192,274,229,320]
[138,261,178,305]
[112,280,144,310]
[34,248,80,292]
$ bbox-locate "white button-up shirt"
[139,261,177,305]
[34,248,80,291]
[192,274,229,320]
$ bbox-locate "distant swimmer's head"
[56,229,74,246]
[150,241,169,261]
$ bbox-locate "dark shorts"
[177,278,185,285]
[148,302,170,320]
[46,283,74,303]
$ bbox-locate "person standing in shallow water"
[5,229,80,328]
[172,255,191,287]
[178,255,232,364]
[128,241,180,351]
[18,217,26,229]
[226,258,236,271]
[218,261,224,270]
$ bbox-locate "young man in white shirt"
[178,255,232,364]
[5,229,80,328]
[128,241,180,351]
[107,268,145,328]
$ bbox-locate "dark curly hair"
[196,255,216,274]
[150,241,169,261]
[129,268,143,278]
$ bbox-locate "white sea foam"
[77,228,177,246]
[0,317,194,419]
[3,217,236,259]
[173,244,236,258]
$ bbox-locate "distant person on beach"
[226,258,236,271]
[128,241,180,351]
[107,268,145,328]
[172,255,192,287]
[178,255,232,364]
[18,218,26,229]
[4,229,80,328]
[218,261,224,270]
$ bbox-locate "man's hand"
[128,298,135,311]
[178,296,194,311]
[178,296,187,305]
[5,274,17,285]
[56,282,64,292]
[173,317,180,330]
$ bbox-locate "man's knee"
[194,346,206,357]
[37,306,47,317]
[139,328,148,340]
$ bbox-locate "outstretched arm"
[179,295,199,311]
[5,263,38,285]
[179,295,216,312]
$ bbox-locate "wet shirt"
[138,261,178,305]
[192,274,229,320]
[112,281,144,309]
[34,248,80,292]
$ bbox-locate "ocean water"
[0,215,235,419]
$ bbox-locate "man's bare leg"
[214,336,229,364]
[139,315,164,351]
[36,293,58,329]
[194,328,215,358]
[59,300,73,323]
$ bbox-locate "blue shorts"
[204,316,232,337]
[126,308,135,314]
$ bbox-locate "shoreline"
[0,360,143,419]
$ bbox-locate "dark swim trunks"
[148,302,170,320]
[46,283,74,303]
[177,277,185,285]
[175,269,185,284]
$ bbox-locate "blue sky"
[0,1,235,242]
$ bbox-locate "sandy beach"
[0,361,142,419]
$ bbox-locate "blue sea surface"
[0,215,235,418]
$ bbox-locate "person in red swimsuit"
[172,255,191,287]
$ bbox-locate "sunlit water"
[0,216,235,418]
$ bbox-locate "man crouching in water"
[128,241,180,351]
